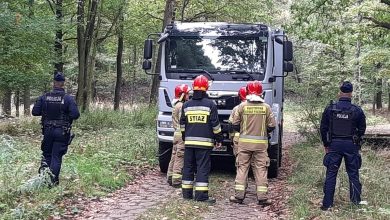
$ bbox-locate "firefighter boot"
[229,196,244,204]
[167,176,172,186]
[258,199,272,207]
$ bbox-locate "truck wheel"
[267,144,279,178]
[158,142,172,173]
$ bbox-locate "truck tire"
[267,144,279,178]
[278,124,283,167]
[158,142,172,173]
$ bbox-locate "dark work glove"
[181,132,185,142]
[267,126,275,133]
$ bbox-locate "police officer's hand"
[324,147,330,154]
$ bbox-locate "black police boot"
[229,196,244,204]
[197,197,216,204]
[258,199,272,207]
[320,206,331,211]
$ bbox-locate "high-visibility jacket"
[172,101,184,137]
[180,96,223,149]
[228,104,241,140]
[232,101,276,147]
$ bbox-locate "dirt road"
[75,132,301,220]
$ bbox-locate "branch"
[97,8,122,43]
[45,0,55,14]
[381,0,390,6]
[63,37,77,41]
[363,16,390,30]
[145,12,164,21]
[185,5,227,22]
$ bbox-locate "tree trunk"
[15,90,20,117]
[149,0,177,104]
[114,11,124,111]
[354,0,363,105]
[23,87,31,116]
[76,0,85,106]
[54,0,64,72]
[2,88,12,116]
[376,79,383,109]
[130,45,137,105]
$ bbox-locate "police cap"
[54,71,65,82]
[340,81,353,93]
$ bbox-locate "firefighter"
[320,81,366,211]
[180,75,223,203]
[32,72,80,186]
[229,81,276,206]
[228,86,247,156]
[167,84,190,187]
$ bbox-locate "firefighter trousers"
[167,135,185,185]
[234,145,270,200]
[182,147,211,201]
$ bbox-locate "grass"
[0,105,158,219]
[288,141,390,219]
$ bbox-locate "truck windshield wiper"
[226,70,255,80]
[168,68,215,80]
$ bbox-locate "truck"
[142,22,293,178]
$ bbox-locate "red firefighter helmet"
[174,84,190,98]
[238,86,247,101]
[192,75,209,91]
[246,81,263,96]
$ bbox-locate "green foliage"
[0,107,157,219]
[289,141,390,219]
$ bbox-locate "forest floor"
[0,102,389,219]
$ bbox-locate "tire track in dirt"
[75,132,301,219]
[74,170,176,220]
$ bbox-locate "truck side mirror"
[284,41,293,62]
[142,60,152,70]
[283,62,293,72]
[144,39,153,59]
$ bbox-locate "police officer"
[228,86,247,156]
[32,72,80,185]
[180,75,223,203]
[167,84,190,187]
[229,81,276,206]
[320,81,366,211]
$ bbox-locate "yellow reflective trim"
[182,184,193,189]
[234,132,240,137]
[240,138,268,144]
[174,131,182,136]
[235,185,245,191]
[172,174,182,178]
[180,128,185,132]
[195,186,209,191]
[185,111,210,116]
[213,127,222,134]
[257,186,268,192]
[185,141,214,147]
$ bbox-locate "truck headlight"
[158,120,173,128]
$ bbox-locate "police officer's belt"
[44,120,70,127]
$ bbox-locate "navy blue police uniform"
[320,81,366,209]
[180,91,223,202]
[32,73,80,185]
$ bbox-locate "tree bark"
[354,0,363,105]
[54,0,64,72]
[149,0,177,104]
[2,88,12,116]
[376,79,383,109]
[23,87,31,116]
[15,90,20,117]
[76,0,86,106]
[114,10,124,111]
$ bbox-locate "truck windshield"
[165,36,267,80]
